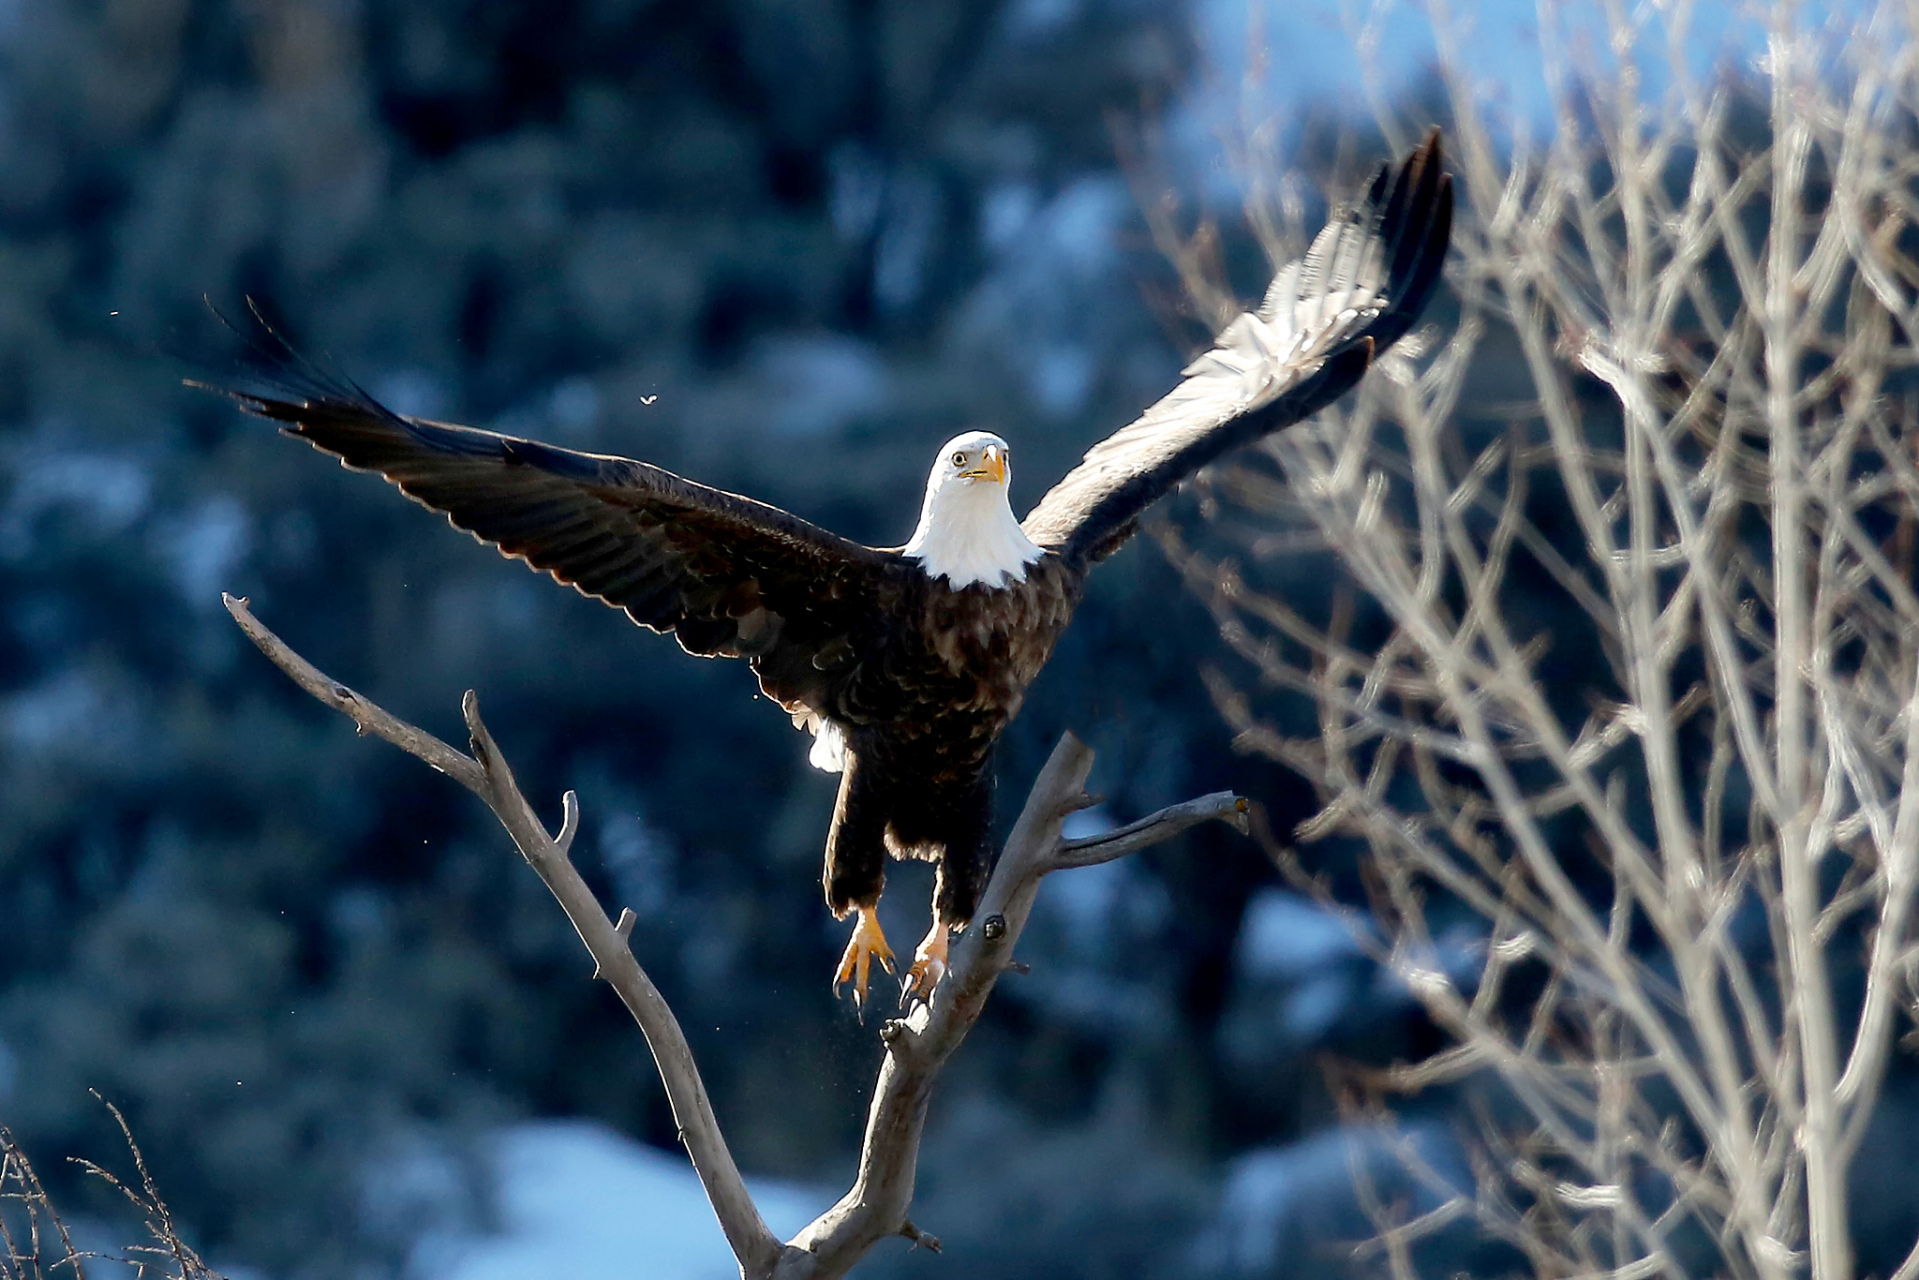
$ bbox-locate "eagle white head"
[902,430,1044,589]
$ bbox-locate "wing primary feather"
[1021,129,1453,565]
[196,303,905,730]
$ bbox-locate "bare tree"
[3,1099,221,1280]
[1160,3,1919,1278]
[219,594,1246,1280]
[1,1128,85,1280]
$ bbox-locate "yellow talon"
[901,917,951,1006]
[833,904,896,1014]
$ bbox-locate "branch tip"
[223,595,487,794]
[462,694,490,746]
[1051,789,1249,868]
[556,790,582,856]
[461,690,498,767]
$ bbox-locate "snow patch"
[409,1121,823,1280]
[0,446,151,559]
[1193,1123,1466,1275]
[2,668,140,763]
[1236,889,1360,981]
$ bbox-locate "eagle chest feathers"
[913,555,1078,718]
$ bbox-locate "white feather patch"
[808,719,847,773]
[903,438,1042,588]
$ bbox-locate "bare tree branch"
[224,593,784,1277]
[1150,4,1919,1277]
[1053,791,1250,868]
[223,593,1245,1280]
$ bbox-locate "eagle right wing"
[211,350,903,716]
[1021,130,1452,565]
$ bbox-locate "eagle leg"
[901,915,950,1006]
[833,902,896,1015]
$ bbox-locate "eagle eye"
[952,451,968,467]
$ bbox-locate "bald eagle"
[216,133,1451,1008]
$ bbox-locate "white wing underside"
[1114,212,1389,454]
[1024,206,1396,522]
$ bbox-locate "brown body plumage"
[815,558,1079,931]
[211,132,1453,1004]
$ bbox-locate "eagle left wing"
[1020,130,1452,566]
[207,348,906,720]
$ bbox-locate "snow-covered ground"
[409,1122,826,1280]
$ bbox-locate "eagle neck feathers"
[902,471,1043,589]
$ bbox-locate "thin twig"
[1053,791,1249,868]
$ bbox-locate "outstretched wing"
[1021,130,1452,565]
[210,343,902,710]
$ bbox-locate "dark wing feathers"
[1021,129,1453,564]
[214,352,901,709]
[207,129,1451,717]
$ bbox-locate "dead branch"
[223,592,1245,1280]
[225,594,781,1275]
[70,1093,221,1280]
[3,1101,222,1280]
[1,1128,85,1280]
[1054,791,1248,869]
[1158,5,1919,1277]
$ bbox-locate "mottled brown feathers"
[209,132,1451,940]
[219,364,1086,928]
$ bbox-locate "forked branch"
[221,594,779,1273]
[223,593,1246,1280]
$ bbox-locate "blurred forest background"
[0,0,1397,1275]
[6,0,1911,1278]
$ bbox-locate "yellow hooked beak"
[962,445,1007,484]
